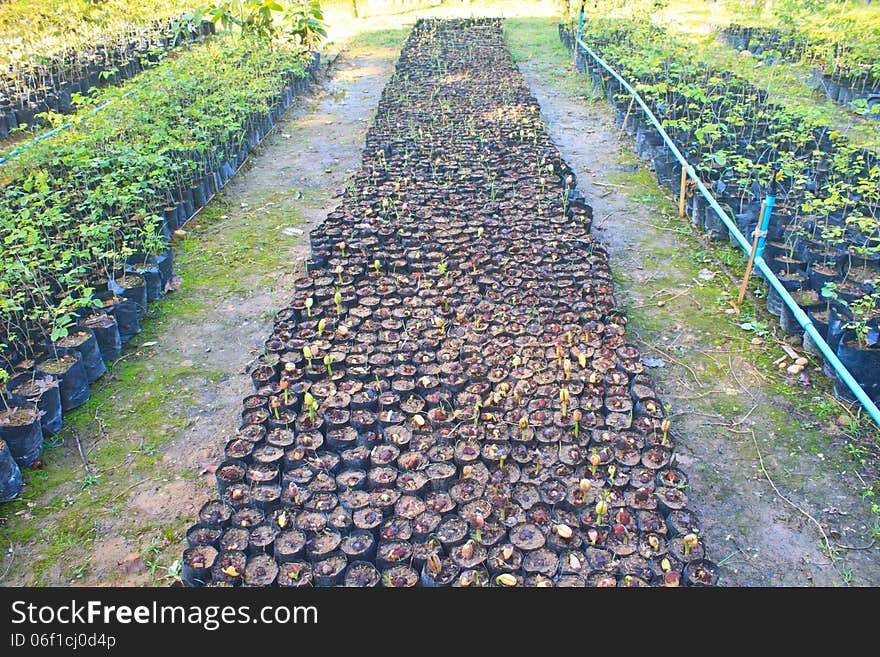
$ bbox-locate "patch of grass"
[345,27,411,53]
[506,17,601,101]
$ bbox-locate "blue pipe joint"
[754,194,776,260]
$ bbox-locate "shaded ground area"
[507,16,880,586]
[0,44,396,586]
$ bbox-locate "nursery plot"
[182,18,716,588]
[0,39,319,504]
[719,20,880,117]
[561,19,880,410]
[0,16,215,139]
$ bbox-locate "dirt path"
[0,46,396,586]
[511,21,880,586]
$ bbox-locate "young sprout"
[461,540,475,560]
[335,265,344,284]
[577,350,587,369]
[560,386,570,418]
[334,288,343,316]
[572,409,582,439]
[578,478,591,503]
[648,535,660,552]
[661,417,672,446]
[426,553,442,578]
[317,318,327,335]
[304,391,318,425]
[323,354,334,377]
[473,399,482,427]
[280,378,290,405]
[589,450,600,476]
[518,415,529,441]
[563,358,572,381]
[595,498,608,526]
[471,513,484,543]
[338,241,346,258]
[302,345,313,369]
[270,396,280,420]
[683,533,699,558]
[374,259,381,276]
[305,296,313,318]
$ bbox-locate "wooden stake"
[616,95,635,141]
[737,200,767,307]
[678,167,688,218]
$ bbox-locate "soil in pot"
[37,352,90,411]
[9,372,62,435]
[278,561,313,587]
[182,545,219,587]
[0,406,44,468]
[345,560,381,587]
[312,552,348,586]
[210,550,247,586]
[54,328,106,384]
[243,554,279,586]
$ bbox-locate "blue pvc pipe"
[573,31,880,427]
[0,90,136,165]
